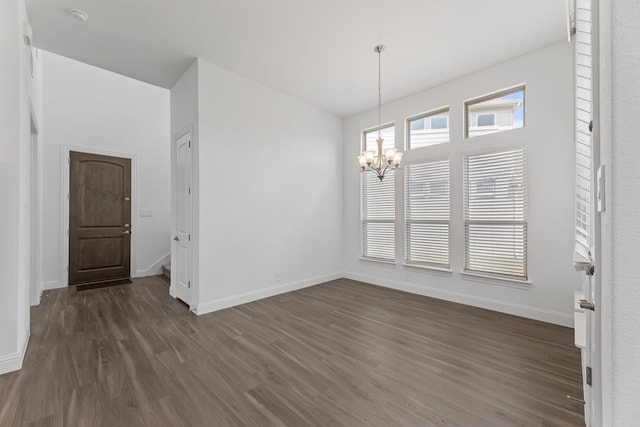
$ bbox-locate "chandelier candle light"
[357,45,403,181]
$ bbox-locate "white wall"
[0,0,42,374]
[343,41,580,326]
[599,0,640,424]
[41,51,171,288]
[182,58,343,313]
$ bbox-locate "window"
[405,160,450,268]
[361,125,395,261]
[464,148,527,280]
[477,113,496,127]
[431,116,448,130]
[410,119,425,131]
[574,0,593,262]
[466,87,525,138]
[407,108,449,149]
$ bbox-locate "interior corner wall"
[41,51,171,289]
[343,41,580,326]
[193,58,343,313]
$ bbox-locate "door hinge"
[188,187,191,195]
[188,281,191,289]
[67,193,70,200]
[586,366,592,386]
[188,140,191,148]
[188,234,191,241]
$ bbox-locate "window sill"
[461,271,531,289]
[359,257,397,266]
[403,263,453,274]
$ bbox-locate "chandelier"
[357,45,403,181]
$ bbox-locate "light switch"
[139,209,154,217]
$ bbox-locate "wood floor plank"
[1,276,584,426]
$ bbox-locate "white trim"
[135,252,170,277]
[195,272,342,316]
[32,288,43,306]
[402,263,453,274]
[359,257,397,266]
[43,280,63,290]
[344,272,573,327]
[461,271,531,288]
[61,145,138,288]
[0,332,30,375]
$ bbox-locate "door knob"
[579,299,595,311]
[173,236,179,241]
[122,230,131,235]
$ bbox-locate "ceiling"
[26,0,568,117]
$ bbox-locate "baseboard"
[344,272,574,327]
[195,272,342,316]
[42,280,63,290]
[30,288,43,306]
[134,252,171,278]
[0,332,30,375]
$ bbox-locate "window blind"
[405,160,450,267]
[574,0,593,261]
[464,148,527,280]
[361,125,395,261]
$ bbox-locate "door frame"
[61,145,138,288]
[170,124,197,310]
[590,0,602,423]
[29,99,42,306]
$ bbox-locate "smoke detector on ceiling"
[69,9,89,22]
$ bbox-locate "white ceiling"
[26,0,567,117]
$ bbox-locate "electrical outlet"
[275,272,281,282]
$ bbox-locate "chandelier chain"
[377,47,382,139]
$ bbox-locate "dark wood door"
[69,151,131,285]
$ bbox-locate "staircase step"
[162,263,171,280]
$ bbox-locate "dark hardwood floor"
[0,276,584,426]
